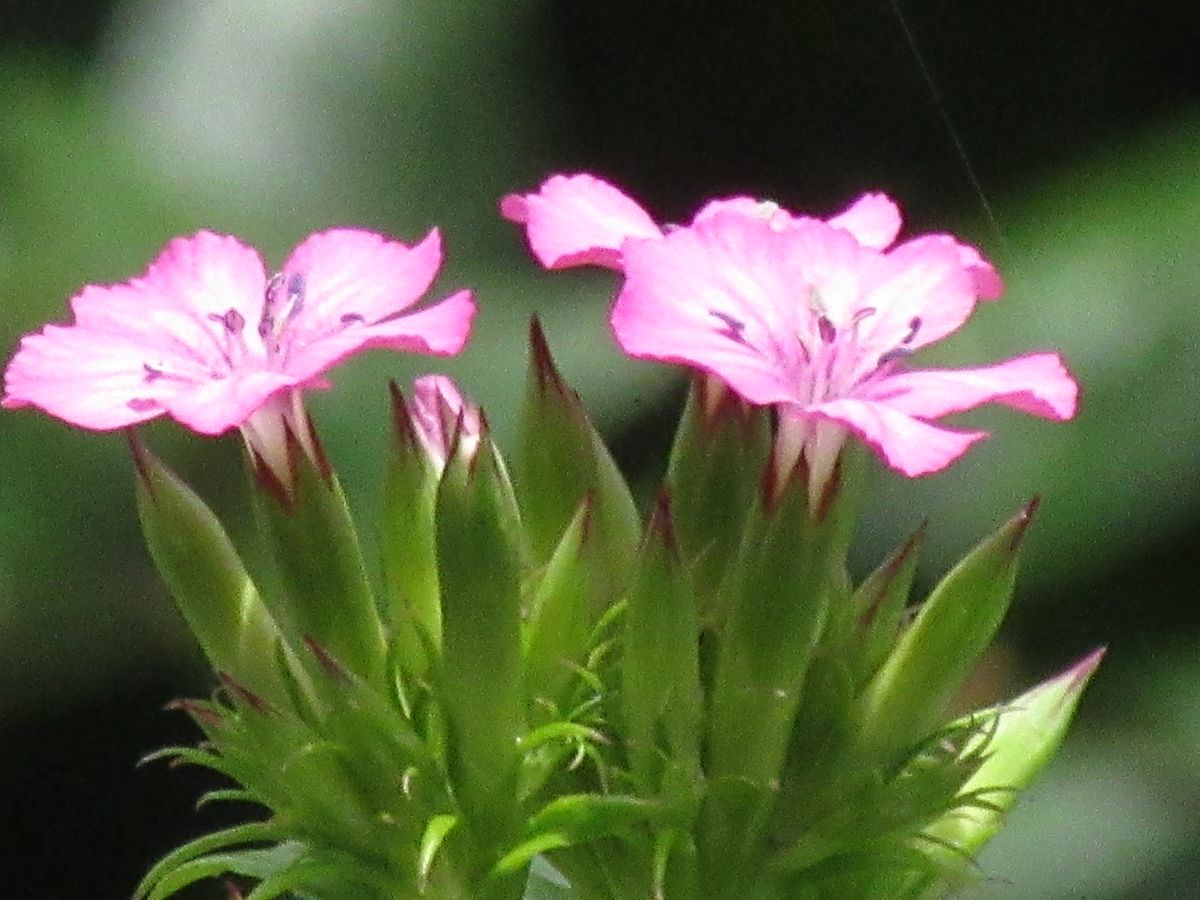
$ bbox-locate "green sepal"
[131,434,288,705]
[621,494,702,796]
[665,375,771,618]
[249,419,386,687]
[855,501,1037,765]
[436,419,526,850]
[380,381,442,681]
[514,318,640,593]
[922,647,1106,862]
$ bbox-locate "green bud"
[131,435,287,705]
[926,647,1105,859]
[436,419,526,850]
[380,382,441,682]
[514,319,640,594]
[249,418,386,688]
[621,494,702,795]
[854,501,1037,765]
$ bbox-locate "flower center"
[259,272,307,362]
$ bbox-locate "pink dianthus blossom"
[3,228,475,478]
[503,173,1077,490]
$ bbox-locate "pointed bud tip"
[250,444,294,509]
[163,698,225,728]
[1007,496,1040,551]
[528,315,570,397]
[1065,646,1106,691]
[217,671,273,715]
[388,380,420,451]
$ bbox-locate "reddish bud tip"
[250,444,293,509]
[529,316,570,398]
[388,380,420,452]
[1008,496,1040,551]
[1066,646,1107,691]
[164,698,225,729]
[217,672,273,715]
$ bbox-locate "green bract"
[134,327,1100,899]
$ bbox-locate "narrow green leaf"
[418,813,459,891]
[665,375,770,617]
[524,498,605,714]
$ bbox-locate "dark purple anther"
[209,308,245,334]
[817,315,837,343]
[903,316,921,344]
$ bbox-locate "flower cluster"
[1,176,1096,900]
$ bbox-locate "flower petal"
[863,353,1079,420]
[3,232,271,430]
[159,370,297,435]
[3,324,172,429]
[281,289,477,385]
[283,227,443,342]
[827,192,903,250]
[807,397,989,477]
[858,234,985,353]
[612,214,814,407]
[500,173,661,270]
[72,231,269,367]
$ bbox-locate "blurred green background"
[2,1,1198,896]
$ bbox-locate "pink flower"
[3,228,475,478]
[503,173,1077,489]
[408,374,483,473]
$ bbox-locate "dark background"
[2,1,1198,896]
